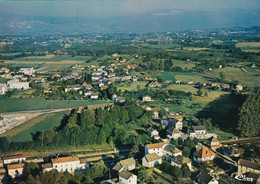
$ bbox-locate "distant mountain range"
[0,8,259,34]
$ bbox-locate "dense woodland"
[0,103,153,153]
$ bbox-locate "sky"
[0,0,259,33]
[1,0,259,18]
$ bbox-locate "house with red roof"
[193,147,216,163]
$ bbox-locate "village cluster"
[1,108,259,184]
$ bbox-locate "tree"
[181,164,191,178]
[237,88,260,137]
[219,72,225,81]
[182,146,190,157]
[0,137,9,152]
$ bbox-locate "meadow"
[11,111,70,142]
[0,98,109,113]
[236,42,260,53]
[116,81,147,92]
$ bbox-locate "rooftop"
[52,156,79,164]
[238,159,260,170]
[119,170,133,180]
[2,154,25,160]
[7,163,25,170]
[196,170,213,184]
[145,153,161,162]
[194,147,215,158]
[146,142,166,149]
[119,158,135,167]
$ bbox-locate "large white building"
[2,154,26,165]
[43,156,88,173]
[19,67,35,76]
[145,142,182,159]
[7,79,29,90]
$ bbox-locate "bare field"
[236,42,260,48]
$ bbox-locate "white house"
[188,125,207,137]
[236,85,243,91]
[65,84,83,92]
[153,111,159,119]
[207,137,222,150]
[171,155,192,170]
[2,154,26,165]
[7,163,25,178]
[49,156,88,173]
[0,83,8,95]
[119,170,137,184]
[147,128,160,140]
[167,128,182,140]
[193,147,216,163]
[7,79,29,90]
[19,67,35,76]
[145,142,167,157]
[112,158,136,173]
[142,153,162,168]
[90,93,98,99]
[142,96,153,102]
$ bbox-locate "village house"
[142,96,153,102]
[65,84,83,92]
[153,110,159,119]
[35,78,45,83]
[193,147,216,163]
[171,155,192,170]
[236,85,243,91]
[221,84,230,89]
[7,79,30,90]
[188,125,207,137]
[111,94,125,103]
[145,142,167,157]
[0,83,8,95]
[145,142,182,159]
[196,170,219,184]
[148,81,162,88]
[207,137,222,150]
[19,67,35,76]
[112,158,136,173]
[237,159,260,175]
[43,156,88,173]
[147,128,160,140]
[168,128,182,140]
[7,163,25,178]
[163,144,182,159]
[142,153,162,168]
[119,170,137,184]
[0,67,10,74]
[2,154,26,165]
[90,93,99,99]
[82,83,93,90]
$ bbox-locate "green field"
[160,72,176,81]
[0,98,109,113]
[11,111,70,142]
[165,84,198,93]
[204,67,260,87]
[116,81,147,92]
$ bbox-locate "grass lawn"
[0,98,109,113]
[174,73,209,83]
[204,67,260,87]
[165,84,198,93]
[116,81,147,92]
[11,111,70,142]
[160,72,176,82]
[209,129,235,140]
[192,91,230,103]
